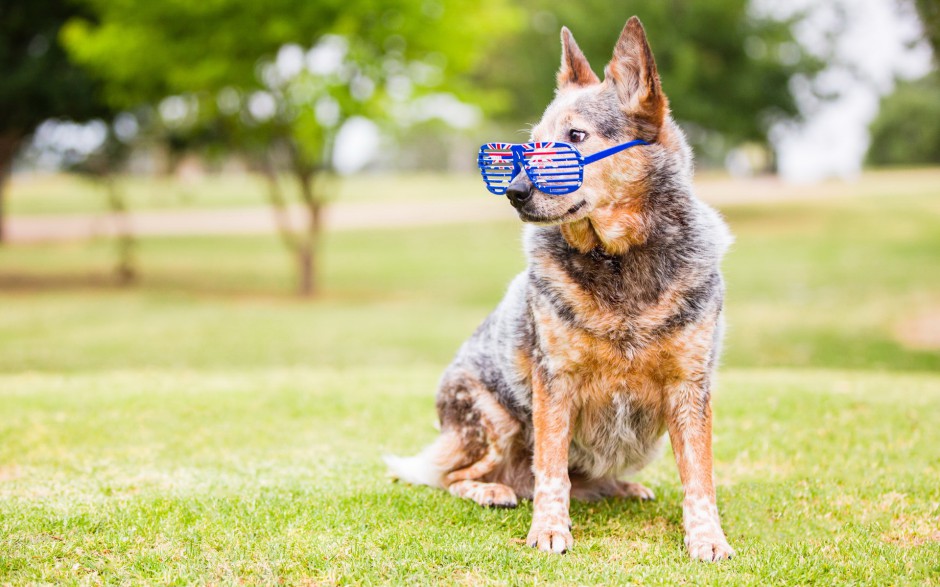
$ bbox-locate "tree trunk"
[0,133,23,244]
[103,176,137,285]
[295,167,322,298]
[297,242,315,297]
[260,160,301,253]
[262,142,328,298]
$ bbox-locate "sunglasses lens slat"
[530,175,580,180]
[520,142,582,195]
[529,165,581,172]
[478,143,518,194]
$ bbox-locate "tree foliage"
[0,0,106,137]
[63,0,518,112]
[867,72,940,166]
[911,0,940,59]
[479,0,821,159]
[0,0,109,241]
[62,0,519,295]
[866,1,939,167]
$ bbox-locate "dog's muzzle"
[506,176,534,209]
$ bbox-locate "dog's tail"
[383,432,465,488]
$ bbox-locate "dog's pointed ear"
[558,26,600,89]
[604,16,666,130]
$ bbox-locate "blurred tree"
[478,0,821,166]
[867,72,940,166]
[0,0,108,242]
[63,0,519,296]
[911,0,940,58]
[70,129,138,284]
[866,1,939,167]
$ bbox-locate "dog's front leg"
[666,374,735,562]
[526,369,575,554]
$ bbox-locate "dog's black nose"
[506,177,533,207]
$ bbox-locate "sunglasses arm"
[581,139,649,165]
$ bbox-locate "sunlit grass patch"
[1,368,938,584]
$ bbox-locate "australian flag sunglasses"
[477,139,648,196]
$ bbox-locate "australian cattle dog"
[386,16,735,561]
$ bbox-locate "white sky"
[756,0,934,181]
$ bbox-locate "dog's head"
[508,16,689,250]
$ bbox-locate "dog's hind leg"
[442,376,522,508]
[386,370,523,509]
[443,388,519,481]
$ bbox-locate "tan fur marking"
[559,219,601,254]
[587,199,651,255]
[556,141,657,255]
[570,477,656,501]
[663,319,735,561]
[526,367,575,553]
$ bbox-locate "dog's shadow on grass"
[569,491,685,545]
[374,480,685,549]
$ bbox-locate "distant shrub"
[867,72,940,166]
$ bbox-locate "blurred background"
[2,1,940,582]
[1,0,938,376]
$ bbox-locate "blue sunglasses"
[477,139,648,195]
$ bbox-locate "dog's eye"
[568,129,587,143]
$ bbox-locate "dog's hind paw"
[448,480,518,508]
[614,480,656,501]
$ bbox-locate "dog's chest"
[549,334,673,478]
[530,264,679,479]
[568,368,668,479]
[530,236,685,346]
[522,227,709,478]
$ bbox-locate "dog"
[386,16,735,561]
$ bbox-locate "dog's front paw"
[685,530,734,562]
[526,523,573,554]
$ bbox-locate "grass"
[1,173,939,584]
[2,369,938,584]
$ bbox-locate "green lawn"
[1,176,939,584]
